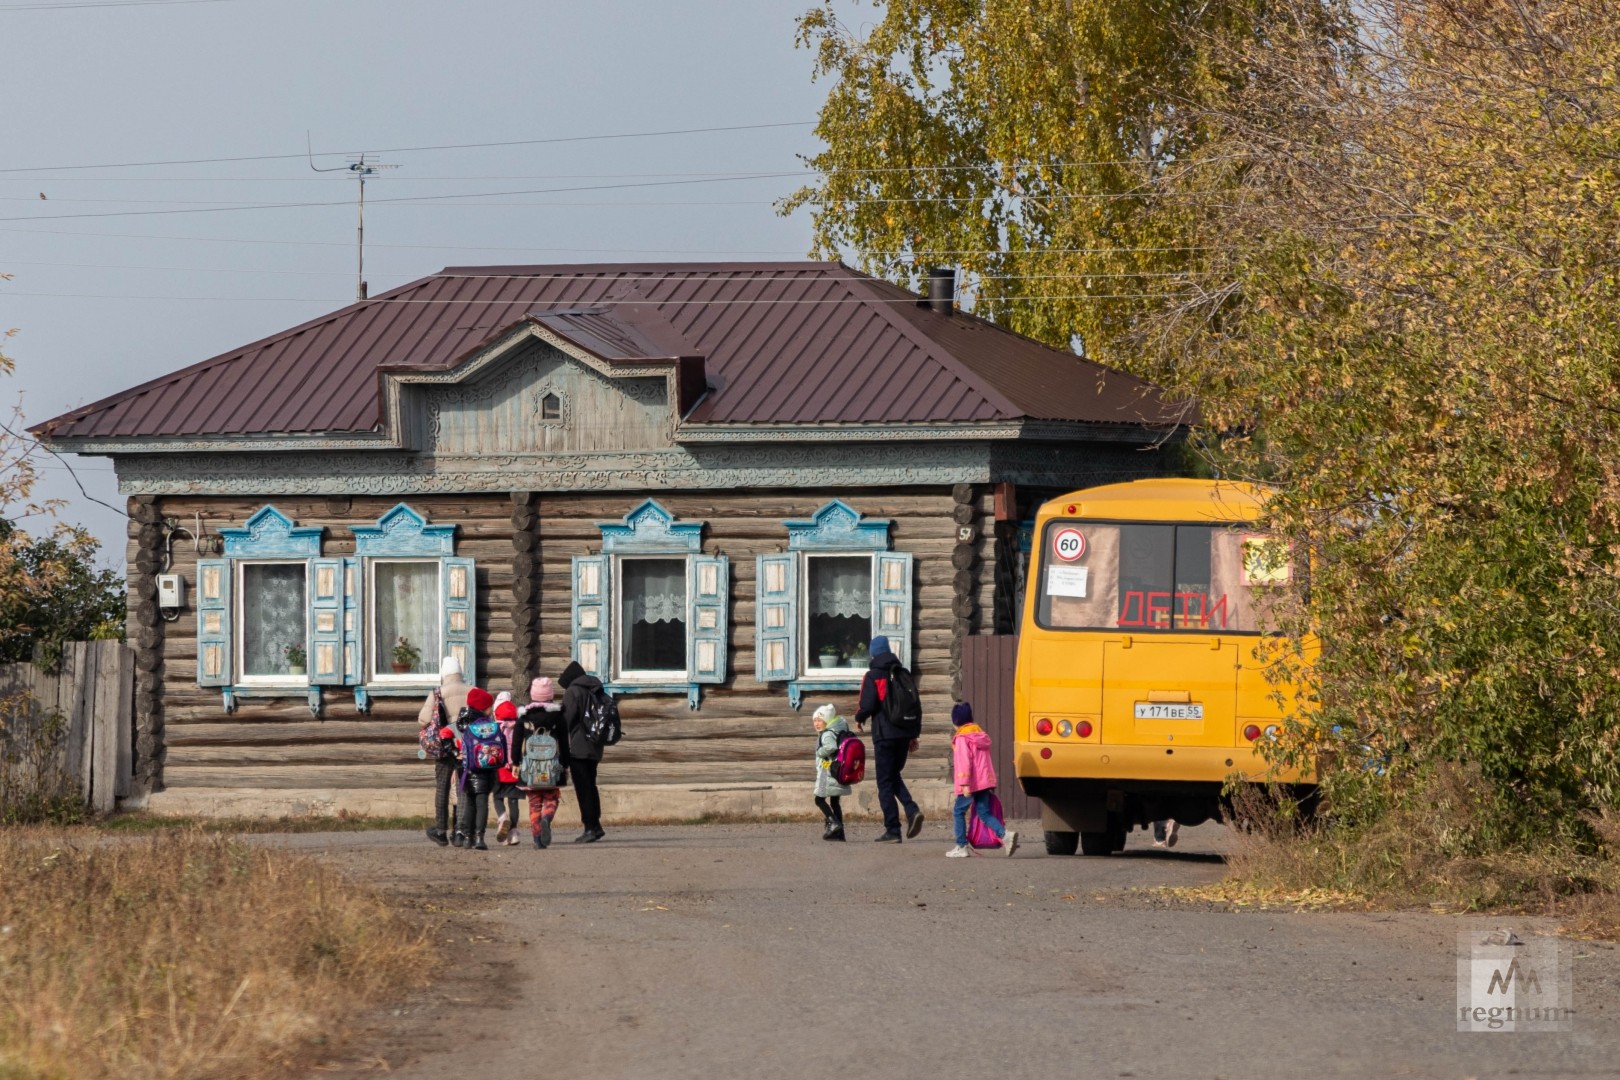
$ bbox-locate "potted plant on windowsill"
[817,643,841,669]
[391,636,420,675]
[284,643,307,677]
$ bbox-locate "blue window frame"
[196,503,474,716]
[755,500,914,709]
[571,499,728,710]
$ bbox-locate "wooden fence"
[960,634,1041,820]
[0,641,135,814]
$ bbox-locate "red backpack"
[830,731,866,786]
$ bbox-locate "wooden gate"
[960,634,1040,820]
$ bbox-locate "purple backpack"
[830,732,866,786]
[967,793,1006,849]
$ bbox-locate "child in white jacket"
[812,703,852,842]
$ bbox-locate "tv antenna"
[309,134,400,301]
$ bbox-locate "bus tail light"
[1243,724,1262,742]
[1035,718,1054,736]
[1076,720,1093,738]
[1040,747,1053,759]
[1056,720,1073,737]
[1264,724,1280,738]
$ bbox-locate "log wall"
[145,487,980,801]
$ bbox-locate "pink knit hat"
[529,676,555,704]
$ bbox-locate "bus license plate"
[1134,702,1204,720]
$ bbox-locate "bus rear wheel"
[1044,829,1079,856]
[1078,830,1113,856]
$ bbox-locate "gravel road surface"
[281,822,1620,1080]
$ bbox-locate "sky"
[2,0,837,567]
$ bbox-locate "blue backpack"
[464,719,507,771]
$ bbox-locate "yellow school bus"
[1014,478,1315,855]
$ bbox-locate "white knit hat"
[438,655,462,679]
[812,704,837,725]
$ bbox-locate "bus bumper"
[1013,740,1310,785]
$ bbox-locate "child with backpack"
[492,699,525,846]
[453,686,504,851]
[517,677,567,849]
[946,702,1018,858]
[812,703,858,841]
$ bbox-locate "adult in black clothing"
[558,659,607,843]
[853,635,924,842]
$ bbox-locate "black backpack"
[882,665,923,738]
[582,687,623,747]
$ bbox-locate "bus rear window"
[1035,521,1288,634]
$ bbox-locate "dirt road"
[285,822,1620,1080]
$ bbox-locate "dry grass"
[0,828,435,1080]
[91,811,434,834]
[1196,781,1620,938]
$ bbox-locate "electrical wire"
[0,122,818,174]
[3,259,1218,280]
[0,226,1217,257]
[2,290,1192,304]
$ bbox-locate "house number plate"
[1134,702,1204,720]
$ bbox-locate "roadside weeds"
[0,827,436,1080]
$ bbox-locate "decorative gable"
[784,500,894,552]
[597,499,705,553]
[220,506,323,557]
[352,503,456,556]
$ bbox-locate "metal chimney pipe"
[927,266,956,315]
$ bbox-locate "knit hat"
[951,701,975,727]
[869,636,891,658]
[465,686,494,714]
[439,655,462,679]
[494,700,517,722]
[494,690,512,708]
[812,703,837,725]
[529,676,555,703]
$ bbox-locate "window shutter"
[342,557,364,685]
[442,557,477,689]
[688,554,729,684]
[572,555,611,679]
[308,558,345,685]
[196,559,232,687]
[755,553,797,682]
[873,551,915,665]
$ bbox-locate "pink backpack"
[967,793,1006,849]
[830,732,866,786]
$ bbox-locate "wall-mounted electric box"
[157,574,185,610]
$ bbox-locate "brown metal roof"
[35,262,1185,440]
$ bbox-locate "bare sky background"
[2,0,832,566]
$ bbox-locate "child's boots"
[823,817,846,842]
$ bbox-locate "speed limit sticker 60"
[1052,527,1087,562]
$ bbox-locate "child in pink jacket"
[947,702,1018,858]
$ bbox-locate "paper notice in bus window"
[1241,536,1291,586]
[1046,565,1090,598]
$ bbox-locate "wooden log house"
[35,262,1186,820]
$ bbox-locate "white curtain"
[621,559,687,624]
[241,563,306,676]
[808,557,871,617]
[375,562,440,675]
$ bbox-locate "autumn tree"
[783,0,1270,355]
[0,292,123,671]
[1145,0,1620,849]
